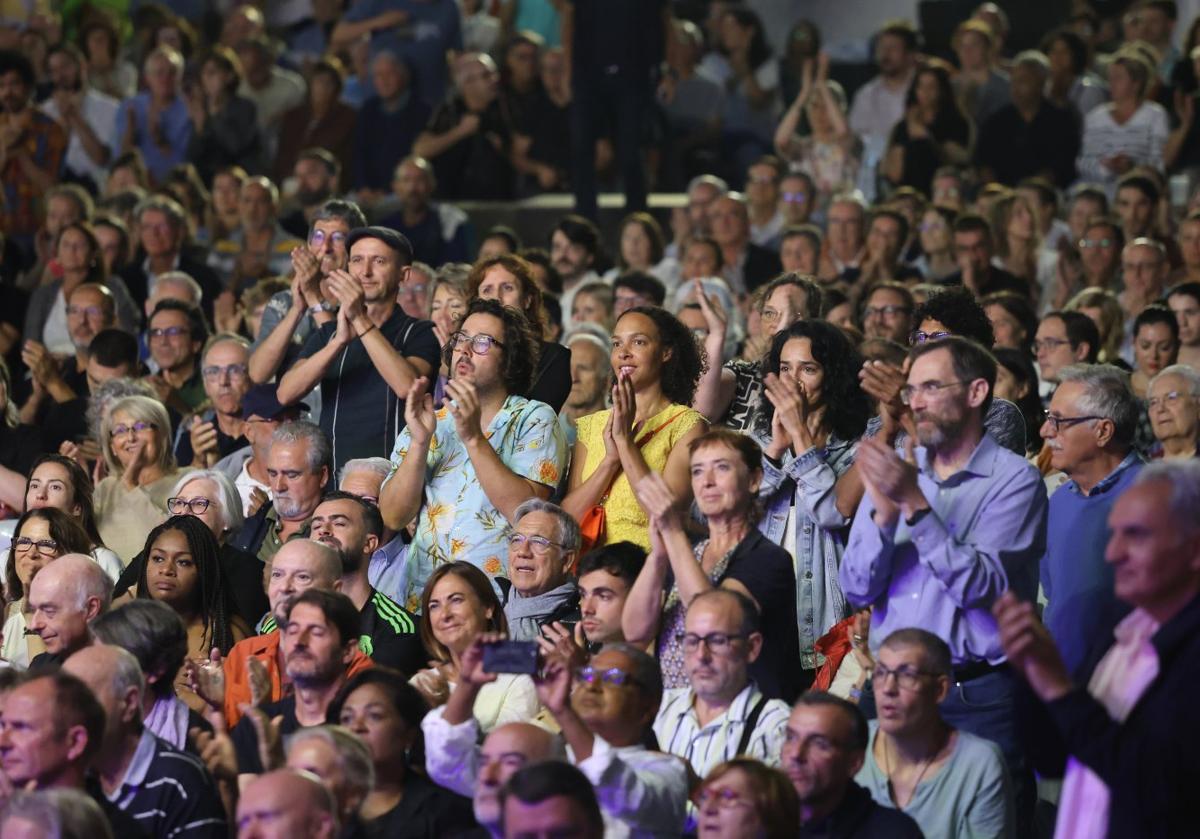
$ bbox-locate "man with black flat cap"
[277,226,441,470]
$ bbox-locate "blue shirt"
[1041,452,1142,672]
[112,92,192,184]
[840,433,1048,666]
[342,0,463,108]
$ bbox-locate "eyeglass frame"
[201,363,249,381]
[872,662,941,691]
[573,666,642,689]
[899,380,970,405]
[1148,389,1192,410]
[449,331,506,356]
[167,496,212,515]
[1042,412,1105,433]
[675,631,750,654]
[507,532,567,555]
[109,421,156,438]
[12,537,60,556]
[909,329,953,345]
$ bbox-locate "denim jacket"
[758,436,857,667]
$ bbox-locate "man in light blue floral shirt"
[381,299,568,611]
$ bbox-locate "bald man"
[237,769,338,839]
[28,554,112,669]
[188,539,371,725]
[63,645,226,838]
[424,719,563,835]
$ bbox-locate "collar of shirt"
[915,432,1000,483]
[105,729,157,802]
[1066,451,1142,497]
[143,252,181,283]
[677,681,760,731]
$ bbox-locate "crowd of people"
[0,0,1196,837]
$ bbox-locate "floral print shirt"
[385,394,568,611]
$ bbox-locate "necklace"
[880,726,949,808]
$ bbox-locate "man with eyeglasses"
[144,298,209,412]
[381,299,567,606]
[251,202,365,390]
[119,196,223,319]
[278,225,441,471]
[1040,365,1142,673]
[745,156,786,250]
[1035,311,1100,398]
[174,334,252,467]
[779,171,815,228]
[654,589,789,778]
[501,499,581,642]
[1077,217,1124,292]
[855,629,1013,838]
[1148,364,1200,459]
[783,692,922,837]
[860,283,915,343]
[841,336,1048,829]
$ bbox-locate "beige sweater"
[95,468,192,564]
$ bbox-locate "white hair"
[154,271,204,305]
[1133,460,1200,539]
[169,469,246,534]
[337,457,391,486]
[1149,363,1200,396]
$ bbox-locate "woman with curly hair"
[755,320,871,685]
[563,307,708,551]
[466,253,572,412]
[135,514,249,711]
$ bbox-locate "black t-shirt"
[298,306,441,469]
[0,423,42,478]
[173,411,250,467]
[360,588,427,676]
[976,101,1080,188]
[232,696,301,775]
[531,341,571,414]
[365,774,479,839]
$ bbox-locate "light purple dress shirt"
[839,433,1048,666]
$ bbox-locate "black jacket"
[119,247,224,321]
[1021,592,1200,838]
[743,243,783,293]
[800,781,923,838]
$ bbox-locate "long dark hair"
[759,320,872,442]
[327,667,430,773]
[5,508,95,603]
[906,60,970,142]
[992,348,1044,455]
[724,7,771,71]
[135,515,237,654]
[616,306,707,406]
[24,454,104,548]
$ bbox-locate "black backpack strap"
[735,694,769,757]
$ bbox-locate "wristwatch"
[307,302,335,315]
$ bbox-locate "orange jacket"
[222,630,374,726]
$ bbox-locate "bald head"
[63,644,144,737]
[267,539,344,620]
[237,770,338,839]
[28,555,112,657]
[475,722,564,828]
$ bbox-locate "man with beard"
[305,491,425,674]
[840,336,1048,828]
[378,156,470,266]
[40,43,116,190]
[279,148,341,240]
[249,199,365,384]
[230,421,330,566]
[189,538,373,727]
[174,334,252,467]
[0,49,66,257]
[278,226,441,471]
[550,215,603,332]
[231,589,361,778]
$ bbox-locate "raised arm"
[378,378,436,531]
[276,307,351,405]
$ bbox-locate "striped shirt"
[653,682,790,777]
[104,730,226,838]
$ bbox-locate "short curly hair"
[443,298,541,397]
[615,306,706,406]
[912,287,995,347]
[759,320,872,441]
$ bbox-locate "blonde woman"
[1067,288,1129,366]
[95,395,192,562]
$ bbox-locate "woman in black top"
[465,253,571,413]
[329,668,477,838]
[883,59,972,194]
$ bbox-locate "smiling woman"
[94,395,195,563]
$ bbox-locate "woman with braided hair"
[135,514,249,711]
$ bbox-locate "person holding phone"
[411,561,540,733]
